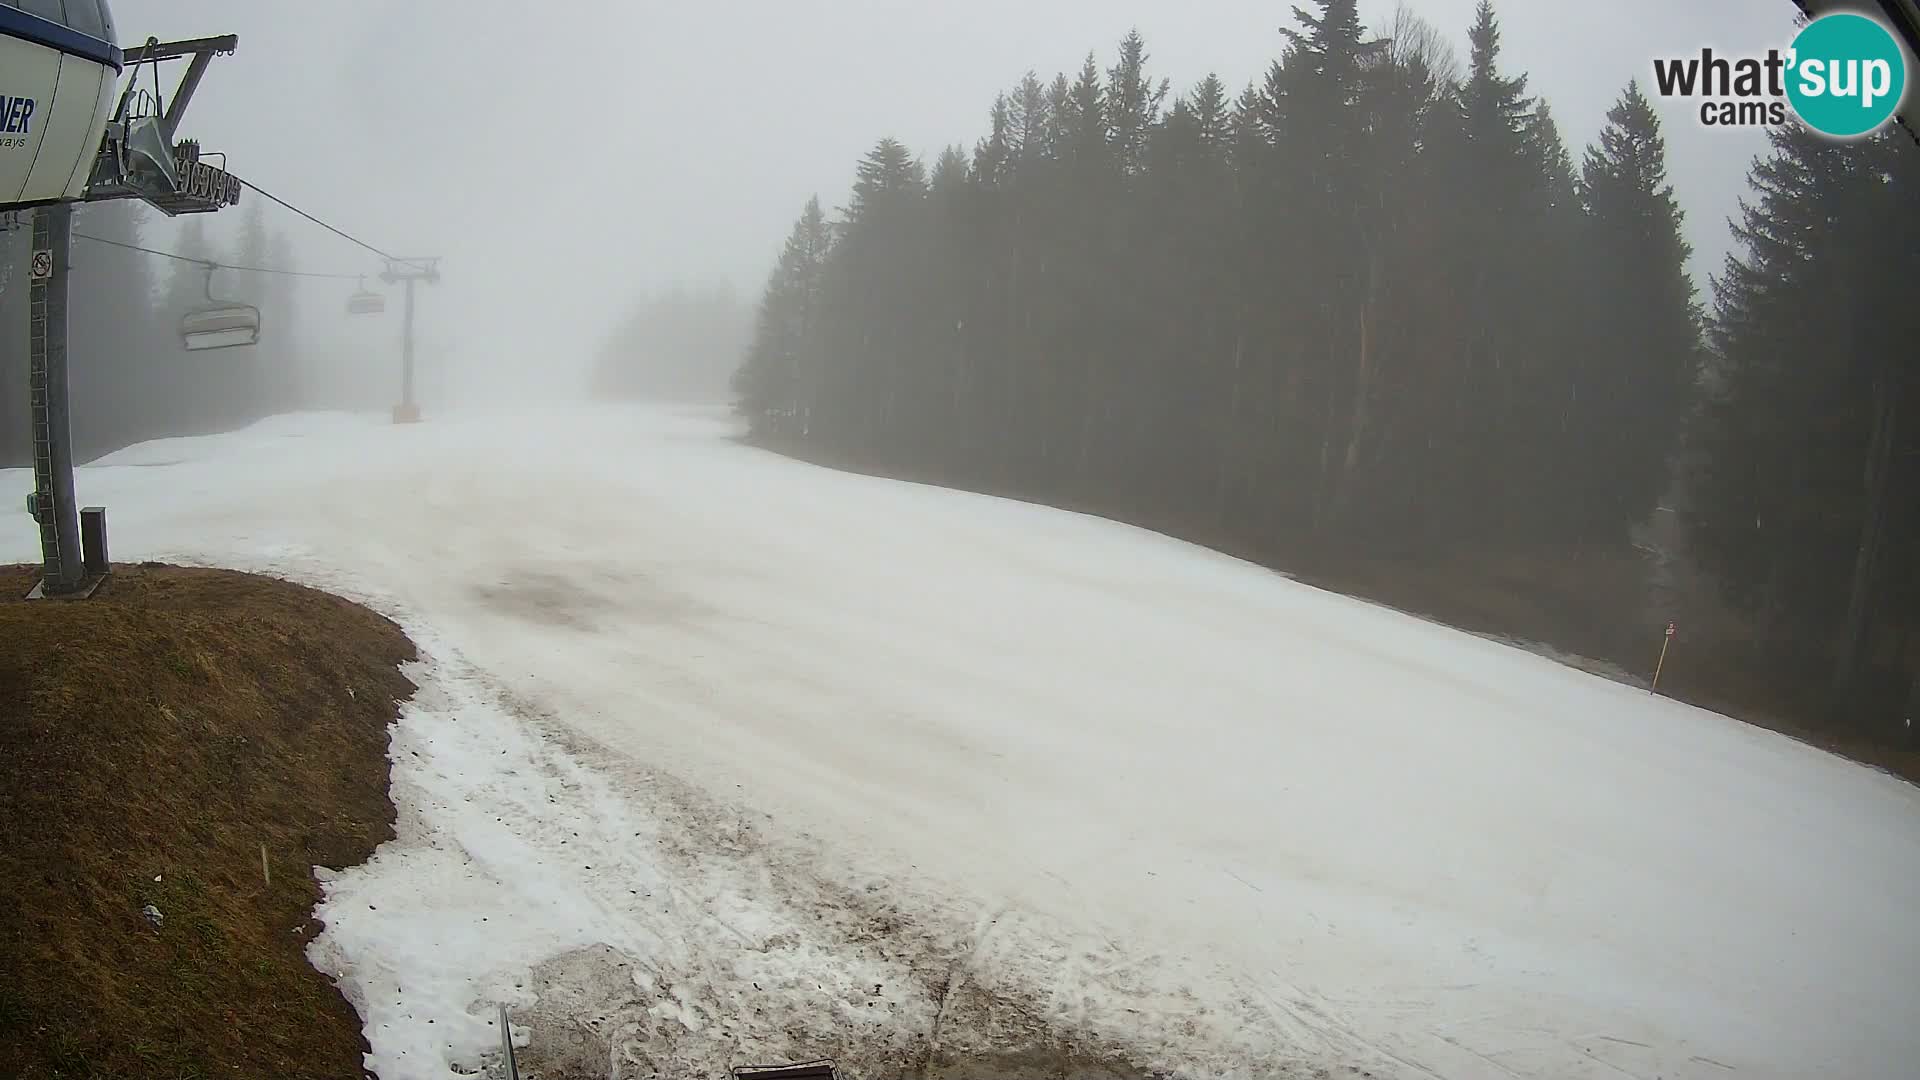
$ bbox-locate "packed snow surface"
[11,403,1919,1079]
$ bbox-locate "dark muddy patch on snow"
[472,564,711,631]
[472,569,606,628]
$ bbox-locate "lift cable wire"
[227,173,433,272]
[71,232,367,279]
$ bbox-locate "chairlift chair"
[346,277,385,315]
[179,262,258,350]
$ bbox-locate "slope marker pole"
[1651,622,1676,693]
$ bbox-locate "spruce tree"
[67,200,161,459]
[1577,82,1699,547]
[723,15,1920,737]
[1107,30,1169,178]
[1460,1,1532,174]
[734,197,832,438]
[225,200,274,425]
[1688,123,1918,719]
[263,227,301,412]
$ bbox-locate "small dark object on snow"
[732,1061,837,1079]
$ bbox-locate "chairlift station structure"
[0,2,120,210]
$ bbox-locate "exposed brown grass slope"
[0,563,416,1080]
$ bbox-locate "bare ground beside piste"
[0,563,416,1080]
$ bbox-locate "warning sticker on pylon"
[29,250,52,282]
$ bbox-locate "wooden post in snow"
[1652,622,1676,694]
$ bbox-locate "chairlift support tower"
[380,257,439,424]
[3,3,241,598]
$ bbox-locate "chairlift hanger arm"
[380,257,442,284]
[120,36,239,66]
[118,36,240,142]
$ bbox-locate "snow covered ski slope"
[12,403,1920,1079]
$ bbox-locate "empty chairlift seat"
[179,304,259,350]
[346,278,385,314]
[178,262,260,350]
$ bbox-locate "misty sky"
[108,0,1798,397]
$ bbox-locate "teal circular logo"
[1787,12,1907,138]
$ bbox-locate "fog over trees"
[2,0,1911,748]
[733,0,1920,744]
[595,282,752,405]
[0,198,301,464]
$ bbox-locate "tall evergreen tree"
[65,201,161,460]
[1107,30,1169,179]
[160,214,219,439]
[262,227,301,412]
[1459,1,1532,174]
[1688,123,1918,723]
[1577,82,1699,547]
[1525,101,1577,212]
[734,197,833,438]
[720,16,1920,745]
[221,200,276,425]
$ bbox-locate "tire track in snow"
[367,640,1211,1078]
